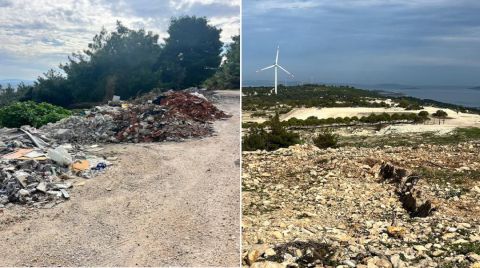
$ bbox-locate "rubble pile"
[158,91,228,121]
[41,91,229,144]
[243,142,480,267]
[0,136,111,208]
[0,91,229,208]
[41,114,117,144]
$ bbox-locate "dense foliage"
[160,16,223,89]
[243,113,301,151]
[242,85,480,114]
[204,35,240,90]
[3,16,234,108]
[242,85,386,111]
[432,110,448,118]
[243,112,427,129]
[0,101,71,128]
[0,83,33,107]
[313,129,339,149]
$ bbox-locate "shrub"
[251,111,267,117]
[432,109,448,118]
[243,113,301,151]
[0,101,71,128]
[418,111,429,117]
[313,129,339,149]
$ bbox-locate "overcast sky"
[0,0,239,80]
[243,0,480,86]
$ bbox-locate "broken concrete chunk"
[18,189,30,197]
[36,182,47,193]
[48,146,73,166]
[60,189,70,199]
[14,170,30,187]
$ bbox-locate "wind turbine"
[257,46,294,95]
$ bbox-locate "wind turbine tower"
[257,46,294,94]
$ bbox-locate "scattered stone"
[247,249,261,265]
[250,261,286,268]
[387,226,406,238]
[243,143,480,267]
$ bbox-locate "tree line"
[2,16,239,108]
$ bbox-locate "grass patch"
[416,167,480,186]
[264,241,337,267]
[339,127,480,148]
[448,241,480,255]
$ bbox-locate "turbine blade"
[256,65,275,72]
[277,65,294,77]
[275,46,279,64]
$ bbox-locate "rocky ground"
[0,90,240,266]
[242,141,480,268]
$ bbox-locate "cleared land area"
[0,91,240,266]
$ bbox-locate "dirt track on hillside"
[0,91,240,266]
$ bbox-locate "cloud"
[0,0,239,79]
[243,0,480,85]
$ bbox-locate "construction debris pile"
[41,91,229,144]
[0,91,229,208]
[243,142,480,268]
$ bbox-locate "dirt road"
[0,91,240,266]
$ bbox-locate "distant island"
[0,79,34,88]
[469,86,480,90]
[373,83,418,90]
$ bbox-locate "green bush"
[243,113,301,151]
[418,111,429,117]
[433,109,448,118]
[313,129,339,149]
[251,111,267,117]
[0,101,71,128]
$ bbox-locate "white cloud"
[248,0,480,12]
[0,0,239,79]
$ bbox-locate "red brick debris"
[114,92,229,143]
[160,92,231,122]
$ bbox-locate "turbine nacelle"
[256,46,294,95]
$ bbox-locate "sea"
[357,85,480,109]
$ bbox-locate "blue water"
[362,85,480,109]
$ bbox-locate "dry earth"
[242,143,480,268]
[0,90,240,266]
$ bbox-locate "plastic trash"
[71,160,90,171]
[93,162,107,170]
[47,146,73,166]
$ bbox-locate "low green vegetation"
[251,111,267,117]
[416,167,480,186]
[448,241,480,255]
[0,101,71,128]
[313,129,338,148]
[340,127,480,148]
[243,85,388,111]
[242,113,301,151]
[244,112,427,129]
[398,99,423,110]
[242,85,480,114]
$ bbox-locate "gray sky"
[0,0,239,80]
[243,0,480,86]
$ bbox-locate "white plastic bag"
[47,146,73,166]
